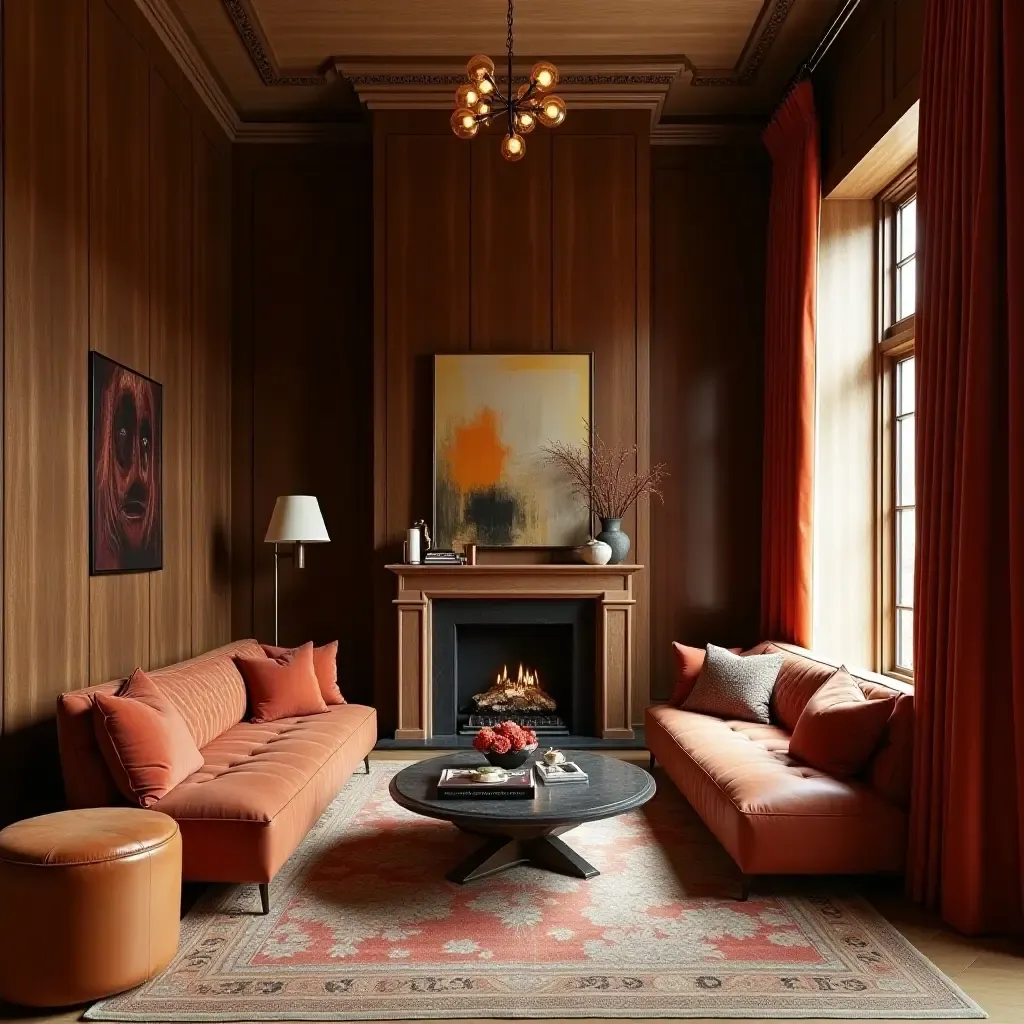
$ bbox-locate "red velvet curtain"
[908,0,1024,934]
[760,81,819,647]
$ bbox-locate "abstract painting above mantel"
[433,354,592,549]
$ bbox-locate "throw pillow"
[682,643,784,724]
[262,641,344,705]
[789,667,898,778]
[92,668,205,808]
[669,643,705,706]
[237,642,329,724]
[868,692,914,805]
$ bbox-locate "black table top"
[389,750,656,828]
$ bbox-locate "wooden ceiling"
[165,0,843,124]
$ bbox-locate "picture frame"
[89,351,164,575]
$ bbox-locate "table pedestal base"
[447,832,600,884]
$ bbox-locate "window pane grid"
[893,353,916,673]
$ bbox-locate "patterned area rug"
[87,760,983,1020]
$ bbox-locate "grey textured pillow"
[681,643,784,724]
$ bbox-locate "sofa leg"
[648,752,656,772]
[738,875,753,902]
[363,754,371,775]
[259,882,270,915]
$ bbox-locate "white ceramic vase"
[577,538,613,565]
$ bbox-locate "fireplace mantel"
[386,564,641,742]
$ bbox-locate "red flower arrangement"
[472,721,538,754]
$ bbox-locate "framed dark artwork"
[90,352,163,574]
[433,353,593,549]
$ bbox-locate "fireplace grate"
[462,713,569,736]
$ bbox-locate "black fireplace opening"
[432,599,596,738]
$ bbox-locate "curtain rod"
[805,0,864,75]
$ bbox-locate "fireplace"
[431,599,596,738]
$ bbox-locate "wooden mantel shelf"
[385,563,643,743]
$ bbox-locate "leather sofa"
[646,643,913,893]
[56,639,377,911]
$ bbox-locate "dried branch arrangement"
[541,423,668,521]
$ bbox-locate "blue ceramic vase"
[596,517,631,565]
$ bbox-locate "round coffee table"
[390,751,655,884]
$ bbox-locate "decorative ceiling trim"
[134,0,238,136]
[650,122,764,146]
[691,0,796,86]
[219,0,795,93]
[233,121,370,144]
[331,58,691,123]
[221,0,324,86]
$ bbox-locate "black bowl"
[484,745,537,770]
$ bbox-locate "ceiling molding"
[692,0,796,86]
[222,0,324,85]
[220,0,796,94]
[330,58,691,124]
[134,0,239,137]
[233,121,370,144]
[650,122,764,146]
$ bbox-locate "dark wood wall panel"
[1,0,233,823]
[372,112,652,733]
[1,0,90,819]
[149,71,194,667]
[649,147,770,700]
[469,137,553,351]
[88,0,152,684]
[191,130,233,656]
[231,142,374,705]
[816,0,923,193]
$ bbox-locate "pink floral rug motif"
[87,760,984,1020]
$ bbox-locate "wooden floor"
[3,752,1023,1024]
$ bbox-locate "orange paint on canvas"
[444,407,510,492]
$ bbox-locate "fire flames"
[472,663,557,713]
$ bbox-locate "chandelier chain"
[507,0,514,68]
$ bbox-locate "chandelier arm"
[507,0,515,137]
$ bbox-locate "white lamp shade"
[264,496,330,544]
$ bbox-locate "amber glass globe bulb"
[477,99,491,116]
[516,110,536,134]
[516,83,532,101]
[478,76,496,96]
[501,132,526,162]
[454,83,480,109]
[450,108,479,140]
[466,54,495,82]
[537,95,567,127]
[530,61,559,92]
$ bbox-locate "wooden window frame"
[876,164,917,684]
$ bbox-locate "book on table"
[535,761,589,785]
[437,766,536,799]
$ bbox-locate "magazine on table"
[436,766,536,799]
[535,761,589,785]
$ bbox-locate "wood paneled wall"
[372,111,651,732]
[815,0,923,194]
[649,146,770,699]
[1,0,233,824]
[231,141,375,707]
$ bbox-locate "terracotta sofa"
[646,643,913,894]
[56,639,377,912]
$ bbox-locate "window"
[878,169,917,679]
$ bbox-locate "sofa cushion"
[789,668,897,778]
[154,703,377,883]
[645,703,907,875]
[92,669,205,807]
[57,640,264,808]
[262,641,344,706]
[237,643,329,724]
[868,692,915,806]
[683,644,783,724]
[764,644,836,732]
[669,643,705,706]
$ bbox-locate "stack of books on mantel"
[422,549,466,565]
[535,761,589,785]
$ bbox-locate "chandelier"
[450,0,566,162]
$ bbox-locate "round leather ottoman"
[0,807,181,1007]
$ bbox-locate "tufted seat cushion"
[646,702,906,876]
[154,703,378,883]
